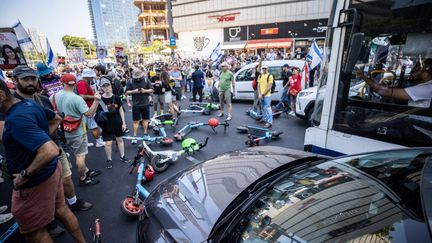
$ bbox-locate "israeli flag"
[12,21,32,45]
[46,39,56,67]
[306,40,323,70]
[209,42,223,62]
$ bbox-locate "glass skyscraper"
[88,0,143,47]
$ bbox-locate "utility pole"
[166,0,175,62]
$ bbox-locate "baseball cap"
[283,64,290,68]
[220,62,230,67]
[60,73,77,86]
[35,63,53,76]
[262,65,269,69]
[12,65,38,79]
[99,77,111,87]
[81,68,96,78]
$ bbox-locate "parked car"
[295,86,317,125]
[212,60,307,102]
[137,147,432,243]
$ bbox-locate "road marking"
[185,156,201,164]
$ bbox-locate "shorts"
[66,135,88,156]
[152,94,165,104]
[85,116,99,130]
[164,91,175,103]
[12,163,65,234]
[173,87,181,101]
[132,105,150,121]
[219,89,232,106]
[102,130,125,141]
[59,147,72,178]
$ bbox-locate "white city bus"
[304,0,432,156]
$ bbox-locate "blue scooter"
[237,125,283,147]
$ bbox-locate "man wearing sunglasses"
[360,58,432,108]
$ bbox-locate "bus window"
[334,0,432,147]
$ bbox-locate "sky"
[0,0,94,55]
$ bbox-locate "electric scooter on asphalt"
[149,113,179,136]
[180,102,220,116]
[123,133,174,146]
[246,108,286,121]
[237,125,283,147]
[174,118,229,141]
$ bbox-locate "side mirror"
[343,33,365,74]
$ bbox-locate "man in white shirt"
[361,58,432,108]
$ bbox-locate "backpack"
[258,74,276,94]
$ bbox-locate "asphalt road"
[0,97,308,243]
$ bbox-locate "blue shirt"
[3,100,58,189]
[169,70,182,88]
[192,70,205,88]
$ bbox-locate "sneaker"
[95,139,105,148]
[131,139,138,144]
[226,114,232,121]
[120,156,131,164]
[69,199,93,211]
[79,176,100,186]
[218,112,224,117]
[181,95,187,100]
[289,111,296,116]
[86,169,101,178]
[264,123,273,128]
[47,222,65,238]
[106,160,113,169]
[87,142,94,147]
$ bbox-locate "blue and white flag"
[12,21,32,45]
[46,39,56,67]
[209,42,223,62]
[306,40,323,70]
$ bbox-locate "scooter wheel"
[237,126,249,134]
[151,154,169,173]
[161,138,173,146]
[202,109,211,115]
[121,196,143,217]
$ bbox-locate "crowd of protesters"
[0,45,320,241]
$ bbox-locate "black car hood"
[144,146,315,242]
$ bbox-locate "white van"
[234,60,307,101]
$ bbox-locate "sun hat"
[81,68,97,78]
[35,63,53,76]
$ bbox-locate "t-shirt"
[98,95,123,132]
[150,75,164,95]
[125,78,153,107]
[50,90,89,138]
[192,70,205,89]
[3,100,58,189]
[219,71,234,92]
[282,70,292,87]
[289,74,302,95]
[258,73,274,97]
[76,80,95,108]
[405,80,432,108]
[169,70,182,88]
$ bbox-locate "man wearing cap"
[218,62,235,121]
[258,65,274,128]
[76,68,105,148]
[0,74,86,242]
[275,64,292,110]
[51,74,102,186]
[36,62,63,97]
[125,69,154,144]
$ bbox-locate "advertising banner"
[0,28,26,70]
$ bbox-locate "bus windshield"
[333,0,432,147]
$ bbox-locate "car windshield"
[234,149,431,243]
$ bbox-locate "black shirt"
[125,78,153,106]
[282,70,292,87]
[192,70,205,88]
[98,95,123,132]
[150,75,164,95]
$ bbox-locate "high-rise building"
[133,0,169,43]
[88,0,143,47]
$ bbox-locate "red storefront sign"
[208,12,240,22]
[260,28,279,35]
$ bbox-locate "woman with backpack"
[288,68,302,116]
[96,77,131,169]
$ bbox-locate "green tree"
[61,35,96,56]
[141,40,166,54]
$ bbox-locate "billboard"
[66,48,85,64]
[97,46,107,59]
[0,28,26,70]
